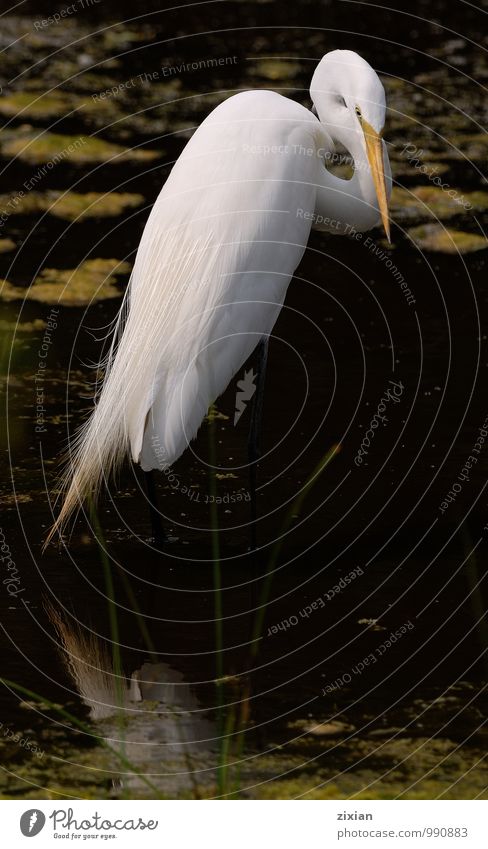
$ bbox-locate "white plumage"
[48,50,391,542]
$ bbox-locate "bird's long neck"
[312,125,389,236]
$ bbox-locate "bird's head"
[310,49,390,241]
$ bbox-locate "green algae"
[0,238,15,253]
[442,133,488,162]
[1,131,160,165]
[251,742,488,800]
[391,186,488,224]
[0,90,79,120]
[205,404,230,423]
[248,59,302,81]
[2,726,484,800]
[408,224,487,254]
[0,318,46,333]
[49,191,145,220]
[0,190,144,221]
[0,258,131,306]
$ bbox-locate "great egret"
[47,49,392,547]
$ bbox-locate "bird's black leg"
[144,470,167,549]
[247,336,269,551]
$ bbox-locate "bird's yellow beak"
[361,119,390,242]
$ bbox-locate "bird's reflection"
[46,603,216,795]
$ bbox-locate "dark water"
[0,0,487,798]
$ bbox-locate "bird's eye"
[336,95,347,108]
[355,106,362,118]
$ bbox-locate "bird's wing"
[129,91,321,468]
[48,91,322,538]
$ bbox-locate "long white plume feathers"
[45,218,219,546]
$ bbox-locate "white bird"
[47,49,391,546]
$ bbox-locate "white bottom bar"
[3,799,487,847]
